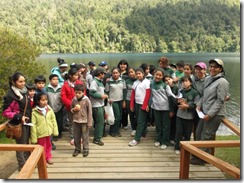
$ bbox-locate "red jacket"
[61,80,86,111]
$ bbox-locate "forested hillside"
[0,0,240,53]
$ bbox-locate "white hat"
[209,58,224,67]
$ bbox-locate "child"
[174,60,185,83]
[46,74,63,140]
[140,63,154,127]
[150,68,173,150]
[117,59,129,130]
[125,67,137,136]
[26,82,35,108]
[31,92,59,164]
[61,68,85,144]
[71,84,92,157]
[129,68,151,146]
[164,75,179,144]
[34,75,57,150]
[178,63,194,90]
[89,67,108,146]
[51,58,69,86]
[105,67,126,137]
[174,76,199,155]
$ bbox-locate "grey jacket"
[197,73,229,117]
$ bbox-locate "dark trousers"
[16,125,30,169]
[109,101,122,135]
[121,108,128,128]
[55,108,63,135]
[134,103,148,142]
[175,117,193,150]
[170,115,177,141]
[92,107,105,140]
[153,109,171,146]
[126,100,136,130]
[196,115,223,154]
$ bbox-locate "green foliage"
[0,0,240,53]
[215,135,240,179]
[0,27,46,123]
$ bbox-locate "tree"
[0,27,46,123]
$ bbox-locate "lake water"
[36,52,240,135]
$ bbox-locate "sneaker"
[128,140,139,146]
[83,151,89,157]
[154,142,160,147]
[123,126,128,130]
[170,140,175,145]
[47,159,54,165]
[160,145,167,150]
[131,130,136,136]
[190,158,205,165]
[93,139,104,146]
[70,139,74,145]
[73,150,80,157]
[175,150,181,155]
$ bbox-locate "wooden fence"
[0,121,48,179]
[179,118,240,179]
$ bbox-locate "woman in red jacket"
[61,68,86,144]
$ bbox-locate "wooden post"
[179,146,190,179]
[37,147,48,179]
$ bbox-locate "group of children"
[27,56,207,164]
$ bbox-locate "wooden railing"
[0,121,48,179]
[179,118,240,179]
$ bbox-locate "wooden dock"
[9,126,225,179]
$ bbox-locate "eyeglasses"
[209,65,220,69]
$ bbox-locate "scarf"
[11,85,27,100]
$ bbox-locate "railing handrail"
[179,118,240,179]
[0,121,48,179]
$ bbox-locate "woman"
[117,59,129,130]
[190,58,229,165]
[51,58,69,86]
[2,72,32,171]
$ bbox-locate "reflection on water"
[37,52,240,136]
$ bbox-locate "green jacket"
[31,105,59,143]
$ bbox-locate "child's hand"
[130,108,134,112]
[146,106,150,112]
[178,103,189,110]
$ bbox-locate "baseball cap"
[99,61,107,66]
[209,58,224,67]
[88,61,96,66]
[194,62,207,69]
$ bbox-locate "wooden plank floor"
[9,125,225,179]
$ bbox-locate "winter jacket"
[61,80,85,111]
[31,105,58,143]
[150,80,173,111]
[2,88,32,124]
[45,83,63,112]
[71,96,93,127]
[197,73,229,117]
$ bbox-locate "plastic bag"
[104,103,115,125]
